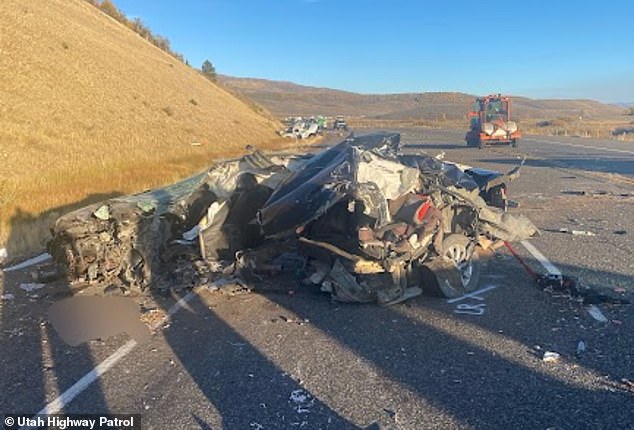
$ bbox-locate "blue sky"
[115,0,634,102]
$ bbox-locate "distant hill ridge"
[219,76,624,121]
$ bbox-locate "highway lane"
[1,128,632,429]
[395,128,634,182]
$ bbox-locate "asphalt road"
[1,128,632,430]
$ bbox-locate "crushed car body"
[49,132,538,304]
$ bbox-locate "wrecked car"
[49,133,537,304]
[278,120,319,139]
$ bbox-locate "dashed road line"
[520,241,561,276]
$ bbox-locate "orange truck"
[465,94,521,148]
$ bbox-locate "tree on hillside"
[99,0,124,22]
[201,60,217,82]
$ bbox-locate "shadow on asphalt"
[146,247,632,429]
[259,268,631,429]
[476,157,634,177]
[156,292,359,429]
[405,143,466,150]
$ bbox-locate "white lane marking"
[520,240,608,324]
[447,285,498,303]
[520,241,561,276]
[29,339,138,420]
[524,138,634,155]
[3,253,52,272]
[24,290,196,423]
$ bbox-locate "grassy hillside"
[220,76,625,121]
[0,0,282,257]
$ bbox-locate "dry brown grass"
[0,0,283,258]
[522,118,634,141]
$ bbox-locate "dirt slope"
[220,76,624,120]
[0,0,281,255]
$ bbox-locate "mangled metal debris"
[49,133,538,304]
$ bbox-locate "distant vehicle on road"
[466,94,521,148]
[333,115,348,131]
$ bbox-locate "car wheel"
[442,234,481,292]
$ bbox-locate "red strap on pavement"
[503,241,539,280]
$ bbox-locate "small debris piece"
[32,264,60,283]
[182,225,200,241]
[571,230,596,236]
[136,201,156,213]
[558,228,596,236]
[613,230,627,235]
[1,293,15,301]
[289,389,314,414]
[140,308,168,329]
[308,269,328,285]
[0,247,7,265]
[576,340,586,357]
[384,408,397,421]
[621,379,634,390]
[198,277,251,295]
[542,351,561,363]
[586,305,608,323]
[20,282,45,293]
[93,204,110,220]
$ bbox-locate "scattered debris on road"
[557,228,596,236]
[48,133,538,305]
[561,190,634,198]
[504,242,630,306]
